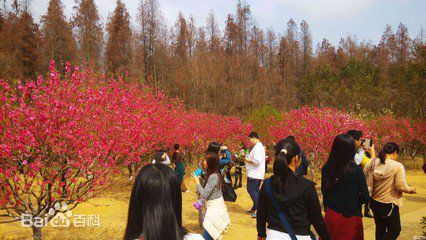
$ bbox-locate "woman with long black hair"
[321,134,370,240]
[257,139,330,240]
[124,163,203,240]
[365,142,416,240]
[191,153,231,240]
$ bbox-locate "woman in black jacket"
[321,134,370,240]
[257,139,330,240]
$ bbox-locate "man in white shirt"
[244,132,266,218]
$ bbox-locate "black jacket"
[257,174,330,239]
[321,162,370,217]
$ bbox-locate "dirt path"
[1,169,425,240]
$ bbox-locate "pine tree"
[73,0,104,67]
[138,0,165,87]
[395,23,410,63]
[0,1,40,80]
[300,20,313,77]
[16,9,41,79]
[40,0,77,72]
[235,0,251,52]
[105,0,132,74]
[173,12,188,61]
[206,11,220,52]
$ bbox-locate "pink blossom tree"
[0,61,252,239]
[269,107,369,177]
[0,62,117,239]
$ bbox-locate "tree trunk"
[32,226,42,240]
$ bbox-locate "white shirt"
[246,142,266,180]
[266,229,311,240]
[151,156,171,165]
[354,149,364,165]
[184,233,204,240]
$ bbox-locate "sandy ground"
[0,167,425,240]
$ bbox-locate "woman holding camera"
[365,142,417,240]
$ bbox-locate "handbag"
[265,178,317,240]
[222,167,237,202]
[222,181,237,202]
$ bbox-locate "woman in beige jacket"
[364,142,417,240]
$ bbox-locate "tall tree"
[16,9,41,79]
[395,23,410,63]
[0,3,20,79]
[206,11,220,52]
[0,1,40,80]
[285,19,300,78]
[235,0,251,52]
[105,0,132,74]
[73,0,104,66]
[173,11,188,61]
[249,25,265,66]
[224,14,238,56]
[265,28,277,71]
[40,0,77,72]
[138,0,166,87]
[299,20,313,77]
[277,19,301,106]
[187,16,196,60]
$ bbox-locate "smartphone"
[194,168,202,177]
[364,139,373,147]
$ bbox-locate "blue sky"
[26,0,426,46]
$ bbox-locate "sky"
[24,0,426,46]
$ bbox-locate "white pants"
[266,229,312,240]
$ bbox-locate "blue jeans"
[203,228,214,240]
[247,177,261,211]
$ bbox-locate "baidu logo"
[21,202,100,228]
[49,202,73,227]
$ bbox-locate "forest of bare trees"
[0,0,424,118]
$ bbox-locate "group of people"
[123,130,417,240]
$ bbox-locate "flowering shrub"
[268,107,369,169]
[267,107,425,169]
[0,61,251,239]
[367,116,425,160]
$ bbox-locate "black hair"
[346,130,363,141]
[203,153,223,190]
[124,163,186,240]
[154,150,166,163]
[284,135,296,142]
[322,134,357,189]
[378,142,400,164]
[248,132,259,139]
[174,144,180,151]
[205,142,221,155]
[273,139,301,190]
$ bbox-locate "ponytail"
[273,139,301,190]
[378,142,400,164]
[378,149,386,164]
